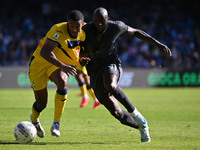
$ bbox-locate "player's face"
[68,20,84,38]
[93,16,108,33]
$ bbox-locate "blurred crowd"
[0,0,200,70]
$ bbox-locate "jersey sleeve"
[115,21,128,34]
[46,25,61,43]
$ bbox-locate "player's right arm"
[126,26,172,57]
[79,40,90,66]
[40,39,77,77]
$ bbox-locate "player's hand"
[79,57,91,66]
[61,64,77,77]
[157,43,172,57]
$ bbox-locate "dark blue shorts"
[90,63,123,101]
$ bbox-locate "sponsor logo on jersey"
[67,40,80,49]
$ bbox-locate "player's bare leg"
[100,96,139,128]
[103,73,150,142]
[103,73,136,112]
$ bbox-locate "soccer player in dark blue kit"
[81,7,172,142]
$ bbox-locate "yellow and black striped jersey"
[33,22,85,66]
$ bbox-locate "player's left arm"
[79,42,90,66]
[126,26,172,57]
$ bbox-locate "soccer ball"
[14,121,37,143]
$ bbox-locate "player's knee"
[56,79,67,90]
[111,109,122,118]
[113,110,127,125]
[105,82,117,93]
[37,101,47,111]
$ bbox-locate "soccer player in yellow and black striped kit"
[28,10,90,138]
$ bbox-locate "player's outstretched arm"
[40,39,77,76]
[126,26,172,57]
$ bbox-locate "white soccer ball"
[14,121,37,143]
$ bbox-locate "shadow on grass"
[46,141,110,145]
[0,140,46,145]
[0,140,119,145]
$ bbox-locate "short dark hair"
[67,10,84,21]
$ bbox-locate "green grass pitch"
[0,88,200,150]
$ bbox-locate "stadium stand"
[0,0,199,69]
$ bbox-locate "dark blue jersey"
[82,20,128,75]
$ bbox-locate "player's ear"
[106,16,109,22]
[81,21,85,27]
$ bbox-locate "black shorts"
[90,63,123,102]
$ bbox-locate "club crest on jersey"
[67,40,80,49]
[53,33,59,40]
